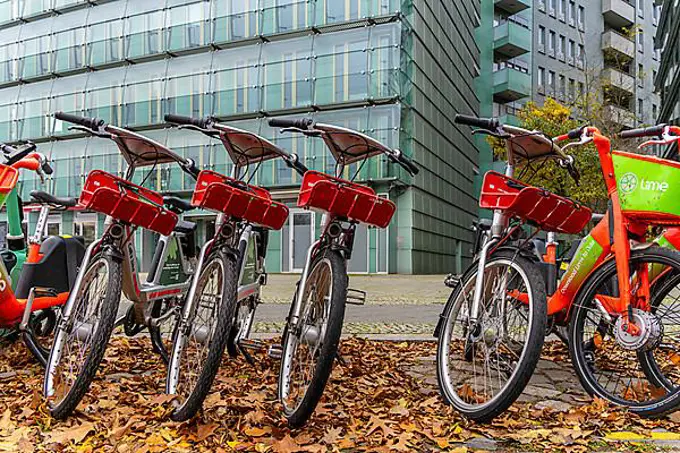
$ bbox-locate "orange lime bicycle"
[435,116,680,421]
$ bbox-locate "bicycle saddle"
[30,190,78,208]
[163,196,195,213]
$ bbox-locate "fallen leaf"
[321,427,342,445]
[196,423,218,442]
[46,422,95,445]
[244,426,271,437]
[272,435,299,453]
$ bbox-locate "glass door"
[288,210,313,272]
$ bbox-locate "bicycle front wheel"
[569,247,680,418]
[166,249,238,422]
[44,252,122,419]
[278,250,347,428]
[436,250,547,422]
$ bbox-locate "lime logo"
[619,172,638,194]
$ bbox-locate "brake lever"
[68,125,113,139]
[280,127,322,137]
[638,132,680,150]
[471,128,511,140]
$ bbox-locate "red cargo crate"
[297,171,396,228]
[479,171,591,235]
[79,170,178,236]
[0,164,18,195]
[191,170,289,230]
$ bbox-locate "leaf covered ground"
[0,336,679,452]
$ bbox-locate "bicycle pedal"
[346,288,366,306]
[238,339,267,352]
[444,273,461,288]
[267,344,282,360]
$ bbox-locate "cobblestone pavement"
[404,346,589,407]
[261,273,450,305]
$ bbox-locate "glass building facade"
[0,0,481,274]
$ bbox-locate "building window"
[637,30,644,53]
[638,63,644,87]
[568,1,576,25]
[538,66,546,89]
[559,35,566,60]
[653,103,658,120]
[548,31,556,55]
[569,78,576,100]
[638,98,644,118]
[559,0,566,20]
[548,70,555,93]
[637,0,643,18]
[538,26,546,52]
[579,81,585,97]
[559,75,566,98]
[577,5,584,30]
[549,0,556,15]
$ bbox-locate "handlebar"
[619,124,668,139]
[389,150,420,176]
[54,111,104,131]
[454,114,500,131]
[165,114,212,129]
[0,144,17,154]
[269,118,314,130]
[283,154,309,176]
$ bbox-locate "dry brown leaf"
[196,423,218,442]
[46,422,95,445]
[321,427,342,445]
[272,434,300,453]
[244,426,271,437]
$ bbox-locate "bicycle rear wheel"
[436,249,547,422]
[569,247,680,418]
[278,249,347,428]
[166,249,238,421]
[44,252,122,419]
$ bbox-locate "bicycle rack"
[346,288,366,305]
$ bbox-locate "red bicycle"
[0,142,84,365]
[268,118,419,427]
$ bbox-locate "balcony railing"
[602,29,635,60]
[493,68,531,103]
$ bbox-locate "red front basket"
[79,170,178,236]
[0,164,18,195]
[191,170,289,230]
[479,171,591,235]
[297,171,396,228]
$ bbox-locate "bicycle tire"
[278,249,347,428]
[45,252,122,419]
[167,249,238,421]
[569,246,680,418]
[436,249,547,422]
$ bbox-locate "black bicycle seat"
[30,190,78,208]
[163,196,195,213]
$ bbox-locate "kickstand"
[240,345,258,367]
[335,348,348,367]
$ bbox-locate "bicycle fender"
[103,245,124,262]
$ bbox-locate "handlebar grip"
[397,152,419,176]
[619,124,667,139]
[566,125,586,140]
[269,118,313,130]
[54,111,104,131]
[164,114,210,129]
[454,114,500,130]
[181,158,201,180]
[42,160,54,175]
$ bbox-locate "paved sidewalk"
[260,273,450,305]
